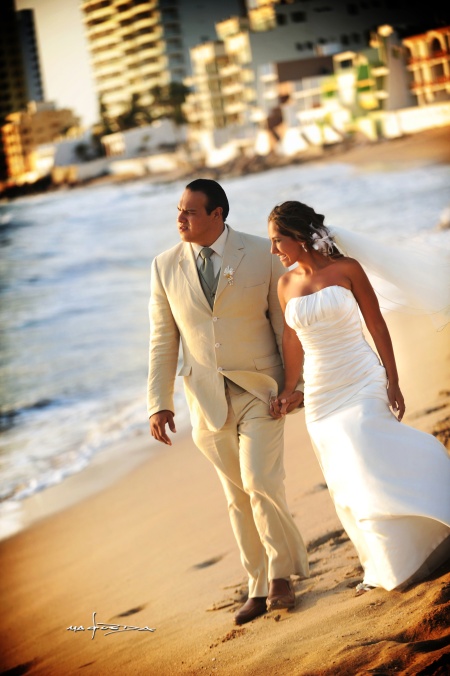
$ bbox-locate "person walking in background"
[147,180,308,624]
[268,200,450,594]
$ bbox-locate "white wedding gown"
[286,285,450,591]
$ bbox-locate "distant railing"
[411,75,450,89]
[408,51,448,64]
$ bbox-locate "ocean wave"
[0,388,191,504]
[0,398,57,431]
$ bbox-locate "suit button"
[213,316,218,322]
[215,343,221,348]
[217,367,223,371]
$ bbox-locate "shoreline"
[0,430,163,542]
[1,125,450,203]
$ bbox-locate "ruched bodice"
[285,285,450,591]
[285,286,386,423]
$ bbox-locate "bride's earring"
[302,243,307,252]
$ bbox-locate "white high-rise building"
[81,0,245,122]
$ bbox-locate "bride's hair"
[268,201,340,256]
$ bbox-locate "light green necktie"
[199,247,218,308]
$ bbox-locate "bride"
[268,200,450,593]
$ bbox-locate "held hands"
[150,410,176,445]
[387,382,405,421]
[269,390,304,419]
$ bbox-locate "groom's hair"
[186,179,229,221]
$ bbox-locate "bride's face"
[268,221,303,267]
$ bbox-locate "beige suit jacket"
[147,226,289,431]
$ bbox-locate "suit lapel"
[178,244,212,310]
[215,227,245,303]
[178,228,246,309]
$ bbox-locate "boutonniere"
[223,266,235,285]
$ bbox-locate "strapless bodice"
[285,285,387,422]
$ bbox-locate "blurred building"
[277,23,450,148]
[0,0,44,123]
[185,17,255,132]
[16,9,45,106]
[404,26,450,106]
[267,56,338,153]
[248,0,441,65]
[1,101,79,182]
[183,0,441,136]
[80,0,245,124]
[0,0,45,180]
[247,1,277,33]
[328,25,415,120]
[185,15,450,167]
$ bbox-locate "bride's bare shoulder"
[278,269,297,287]
[331,256,363,273]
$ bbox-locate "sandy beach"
[1,129,449,676]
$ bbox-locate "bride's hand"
[269,390,304,418]
[387,382,405,421]
[281,390,304,415]
[269,394,283,419]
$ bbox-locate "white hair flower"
[311,227,334,256]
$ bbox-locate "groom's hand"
[150,410,176,445]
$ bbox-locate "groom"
[147,178,308,624]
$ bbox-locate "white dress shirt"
[191,226,229,277]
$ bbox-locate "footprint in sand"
[410,391,450,448]
[192,554,225,570]
[307,529,347,553]
[209,627,247,649]
[207,581,248,613]
[2,659,37,675]
[115,604,147,618]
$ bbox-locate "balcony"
[84,5,113,22]
[411,75,450,90]
[92,47,121,63]
[85,17,116,36]
[220,64,240,77]
[407,51,448,65]
[223,101,245,115]
[371,66,388,77]
[192,91,211,103]
[135,27,163,45]
[137,44,164,60]
[139,61,163,77]
[221,82,242,96]
[96,73,126,89]
[89,31,117,48]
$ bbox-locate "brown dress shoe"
[234,597,267,625]
[267,578,295,610]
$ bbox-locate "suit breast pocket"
[244,277,265,289]
[241,279,267,305]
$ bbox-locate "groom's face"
[177,189,224,246]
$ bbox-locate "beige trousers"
[192,385,309,597]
